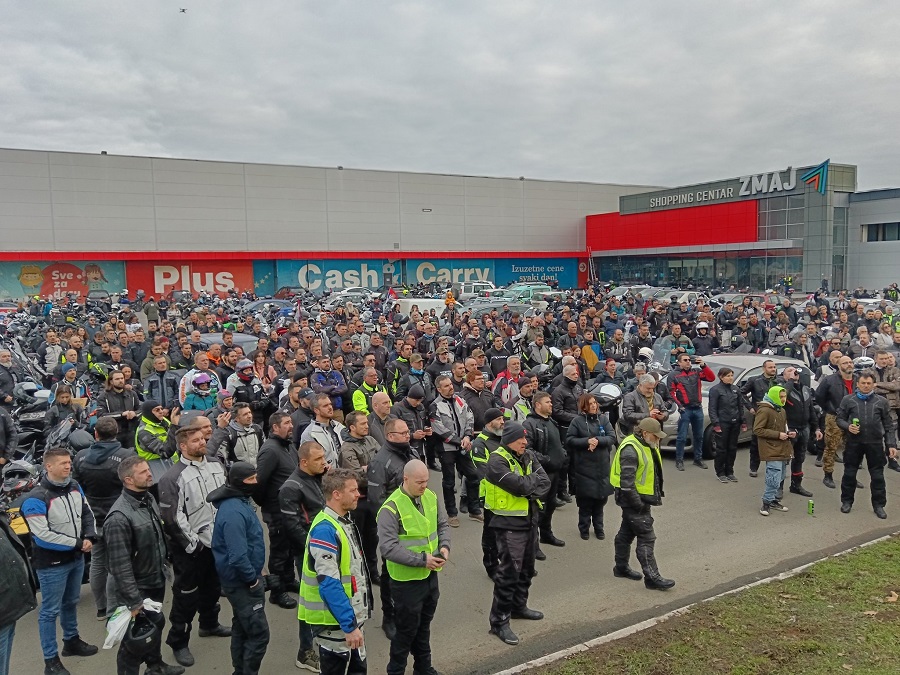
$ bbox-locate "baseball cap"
[637,418,667,439]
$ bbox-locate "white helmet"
[638,347,654,362]
[696,321,709,330]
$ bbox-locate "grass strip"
[534,536,900,675]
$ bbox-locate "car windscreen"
[700,360,746,389]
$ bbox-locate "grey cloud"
[1,1,897,189]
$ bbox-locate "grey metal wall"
[0,148,653,253]
[847,192,900,290]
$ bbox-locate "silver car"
[653,354,817,458]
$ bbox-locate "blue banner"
[403,259,495,285]
[274,259,386,290]
[494,258,578,287]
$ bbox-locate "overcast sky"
[1,2,897,189]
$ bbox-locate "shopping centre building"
[0,148,897,298]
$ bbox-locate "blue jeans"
[764,460,787,503]
[675,406,705,462]
[0,623,14,675]
[37,558,84,659]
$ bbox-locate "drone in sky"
[180,8,187,12]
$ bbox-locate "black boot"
[489,623,519,645]
[613,565,643,580]
[61,636,98,657]
[789,478,813,497]
[644,572,676,590]
[43,657,71,675]
[823,472,836,489]
[643,567,676,590]
[889,458,900,473]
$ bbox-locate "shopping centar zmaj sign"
[620,160,830,214]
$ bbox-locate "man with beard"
[778,366,821,500]
[279,441,327,673]
[367,419,417,642]
[483,422,550,646]
[339,412,381,589]
[158,427,229,668]
[815,355,856,489]
[105,456,185,675]
[524,393,566,552]
[390,385,431,468]
[72,417,136,621]
[431,375,480,527]
[471,409,504,579]
[98,370,141,448]
[610,418,675,591]
[255,413,301,610]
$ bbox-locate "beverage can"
[808,499,814,515]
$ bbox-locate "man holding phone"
[377,459,450,675]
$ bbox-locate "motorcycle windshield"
[651,336,674,374]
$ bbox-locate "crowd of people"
[1,280,899,675]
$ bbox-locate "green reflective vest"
[135,417,178,463]
[352,382,386,415]
[297,510,354,626]
[610,434,661,495]
[471,432,495,498]
[482,447,531,517]
[378,488,439,581]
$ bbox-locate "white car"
[650,353,817,457]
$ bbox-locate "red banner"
[126,261,255,298]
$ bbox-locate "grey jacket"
[157,457,226,554]
[429,393,474,453]
[620,389,668,436]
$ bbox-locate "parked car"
[648,353,817,458]
[453,281,496,303]
[199,332,262,353]
[323,289,374,310]
[609,285,654,299]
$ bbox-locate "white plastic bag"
[102,598,164,650]
[103,606,131,650]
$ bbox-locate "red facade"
[586,200,759,251]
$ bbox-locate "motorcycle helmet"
[236,358,254,382]
[2,460,39,495]
[730,335,746,349]
[638,347,654,363]
[68,428,94,451]
[853,356,875,373]
[89,362,115,382]
[696,322,709,330]
[588,382,624,410]
[12,381,40,404]
[122,611,160,658]
[192,372,212,388]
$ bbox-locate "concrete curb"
[494,531,899,675]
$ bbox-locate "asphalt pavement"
[9,453,900,675]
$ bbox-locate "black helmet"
[12,381,39,404]
[588,382,623,410]
[122,611,160,658]
[730,335,745,349]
